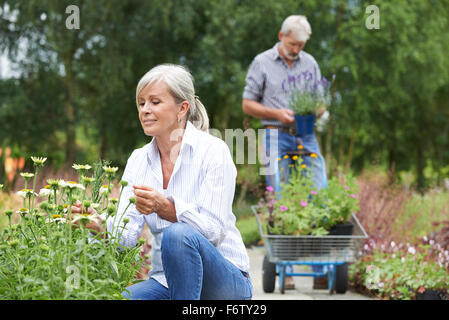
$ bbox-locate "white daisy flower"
[20,172,35,179]
[17,189,37,198]
[39,186,54,197]
[99,184,110,195]
[72,164,92,171]
[60,180,85,190]
[103,166,119,174]
[31,156,47,166]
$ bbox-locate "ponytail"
[188,96,209,132]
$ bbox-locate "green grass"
[236,216,261,247]
[233,200,262,247]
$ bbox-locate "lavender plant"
[286,73,334,115]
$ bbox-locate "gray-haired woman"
[71,64,252,300]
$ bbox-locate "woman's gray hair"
[281,15,312,42]
[136,63,209,132]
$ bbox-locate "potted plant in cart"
[320,174,360,236]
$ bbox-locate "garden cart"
[252,205,368,294]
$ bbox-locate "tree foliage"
[1,0,448,191]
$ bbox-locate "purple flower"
[300,200,308,207]
[311,190,318,195]
[266,186,274,193]
[280,205,288,211]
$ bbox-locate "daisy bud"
[8,240,19,248]
[120,180,128,187]
[5,209,13,218]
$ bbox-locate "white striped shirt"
[106,120,250,288]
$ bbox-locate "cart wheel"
[262,255,276,293]
[335,263,349,294]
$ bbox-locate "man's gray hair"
[280,15,312,42]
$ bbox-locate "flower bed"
[347,172,449,299]
[0,157,146,299]
[349,238,449,300]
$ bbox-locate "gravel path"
[247,246,374,300]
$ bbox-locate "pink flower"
[270,199,275,205]
[300,200,308,207]
[350,194,357,199]
[344,185,350,191]
[311,190,318,195]
[266,186,274,193]
[280,205,288,211]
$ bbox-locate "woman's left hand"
[133,185,177,222]
[132,185,167,216]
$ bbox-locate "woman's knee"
[162,222,197,252]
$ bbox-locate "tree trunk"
[100,134,107,160]
[388,147,396,185]
[416,142,425,194]
[237,181,249,207]
[344,129,356,173]
[64,58,76,167]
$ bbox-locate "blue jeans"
[264,129,327,276]
[264,129,327,194]
[122,223,253,300]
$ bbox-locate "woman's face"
[137,80,187,137]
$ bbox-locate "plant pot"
[416,289,443,300]
[328,222,354,250]
[329,223,354,236]
[294,114,316,137]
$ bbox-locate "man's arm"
[242,99,295,125]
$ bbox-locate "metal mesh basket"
[252,205,368,263]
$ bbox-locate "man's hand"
[277,108,295,125]
[316,102,326,118]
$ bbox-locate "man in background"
[242,15,328,290]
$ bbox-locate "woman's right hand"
[71,200,104,234]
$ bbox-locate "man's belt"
[264,125,296,135]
